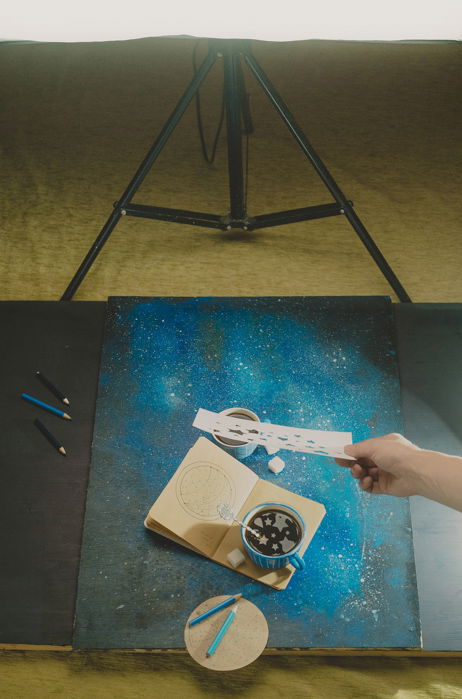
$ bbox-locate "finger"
[335,457,375,469]
[367,466,380,481]
[357,457,376,469]
[359,475,374,492]
[344,433,413,462]
[334,458,354,467]
[350,463,369,479]
[344,438,392,462]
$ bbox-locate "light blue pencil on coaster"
[21,393,72,420]
[206,604,239,658]
[189,593,241,627]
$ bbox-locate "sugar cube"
[268,455,285,474]
[227,548,246,568]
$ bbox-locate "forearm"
[410,449,462,512]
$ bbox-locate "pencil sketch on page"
[175,460,236,521]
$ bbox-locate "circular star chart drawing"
[176,461,235,520]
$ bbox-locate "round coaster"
[184,595,268,671]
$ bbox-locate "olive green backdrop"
[1,37,461,698]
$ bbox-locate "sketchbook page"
[143,518,205,555]
[145,436,259,559]
[213,479,326,590]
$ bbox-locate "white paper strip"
[193,409,354,460]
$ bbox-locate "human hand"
[335,433,423,497]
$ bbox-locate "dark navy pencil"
[34,418,66,455]
[36,370,69,405]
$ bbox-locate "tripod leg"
[61,46,219,301]
[236,59,253,135]
[222,43,247,222]
[243,50,411,303]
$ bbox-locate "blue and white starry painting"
[74,296,420,650]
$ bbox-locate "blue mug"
[213,407,260,460]
[240,502,306,571]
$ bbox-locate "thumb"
[343,439,376,460]
[343,443,356,457]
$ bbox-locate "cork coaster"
[184,595,268,671]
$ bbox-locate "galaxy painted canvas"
[74,296,421,650]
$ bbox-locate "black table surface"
[0,302,106,648]
[0,300,461,652]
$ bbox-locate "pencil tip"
[60,447,67,455]
[63,398,70,405]
[64,414,72,420]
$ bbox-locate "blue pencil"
[206,604,239,658]
[21,393,72,420]
[189,593,242,627]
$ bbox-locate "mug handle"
[289,553,305,571]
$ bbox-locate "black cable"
[243,128,250,212]
[193,41,226,164]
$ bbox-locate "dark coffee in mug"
[244,508,303,557]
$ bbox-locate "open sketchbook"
[145,436,326,590]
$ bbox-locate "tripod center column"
[221,40,250,223]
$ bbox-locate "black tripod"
[61,40,411,302]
